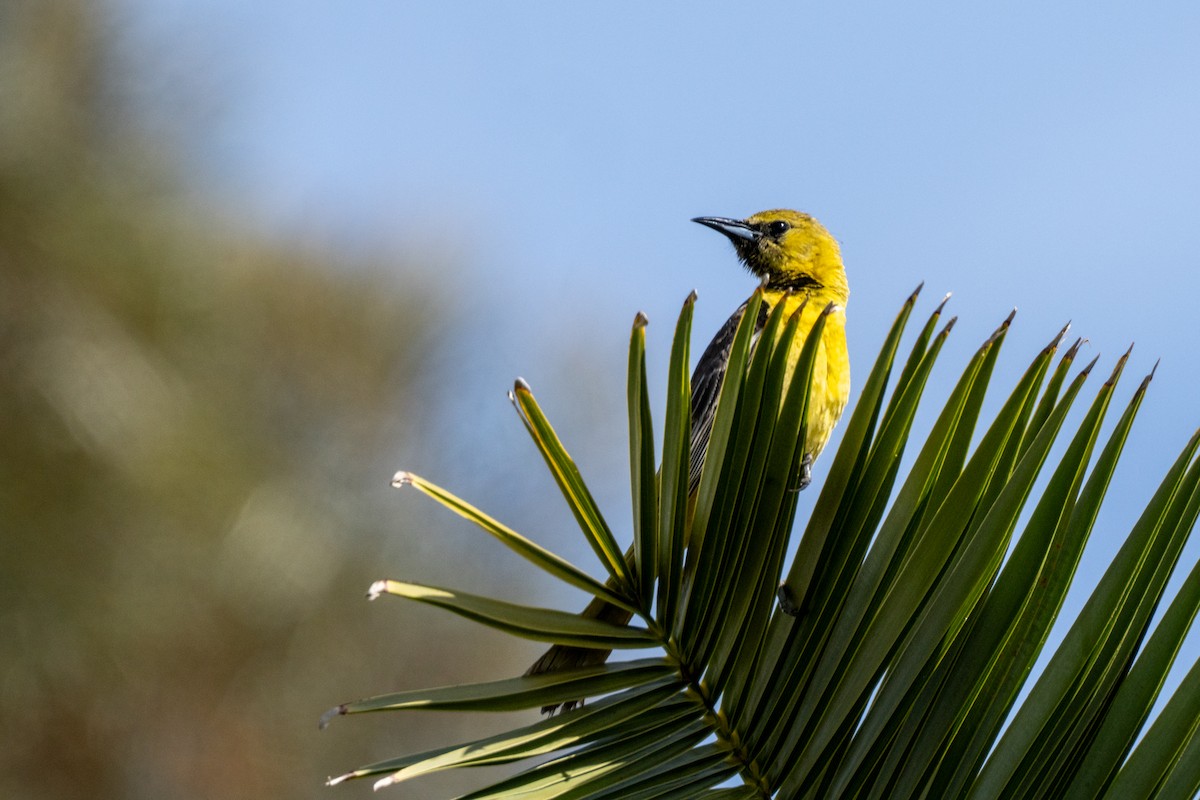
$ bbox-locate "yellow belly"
[766,292,851,462]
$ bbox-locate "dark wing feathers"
[687,298,770,493]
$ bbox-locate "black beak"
[691,216,759,243]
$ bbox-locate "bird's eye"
[766,220,791,238]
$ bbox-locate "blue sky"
[130,0,1200,722]
[144,2,1200,385]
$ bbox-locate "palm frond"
[327,290,1200,799]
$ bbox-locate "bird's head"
[692,209,847,303]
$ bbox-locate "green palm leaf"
[365,580,657,649]
[327,290,1200,798]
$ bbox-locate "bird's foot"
[790,454,813,492]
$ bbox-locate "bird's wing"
[688,298,770,493]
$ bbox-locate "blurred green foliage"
[0,3,536,797]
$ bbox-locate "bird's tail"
[525,587,633,714]
[526,493,705,714]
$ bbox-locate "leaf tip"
[1141,358,1161,389]
[319,704,348,731]
[910,280,925,302]
[790,296,810,320]
[934,291,952,315]
[984,316,1012,345]
[1133,373,1153,397]
[373,774,398,791]
[1080,353,1101,377]
[391,471,413,488]
[513,377,532,394]
[982,311,1014,347]
[1063,337,1086,362]
[633,310,649,329]
[685,289,698,306]
[1105,345,1133,385]
[367,580,389,600]
[1045,321,1071,352]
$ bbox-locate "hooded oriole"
[527,210,850,711]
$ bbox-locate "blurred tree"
[0,2,533,797]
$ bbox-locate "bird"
[526,209,851,712]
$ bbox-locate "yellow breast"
[765,291,851,462]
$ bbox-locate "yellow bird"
[528,210,851,710]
